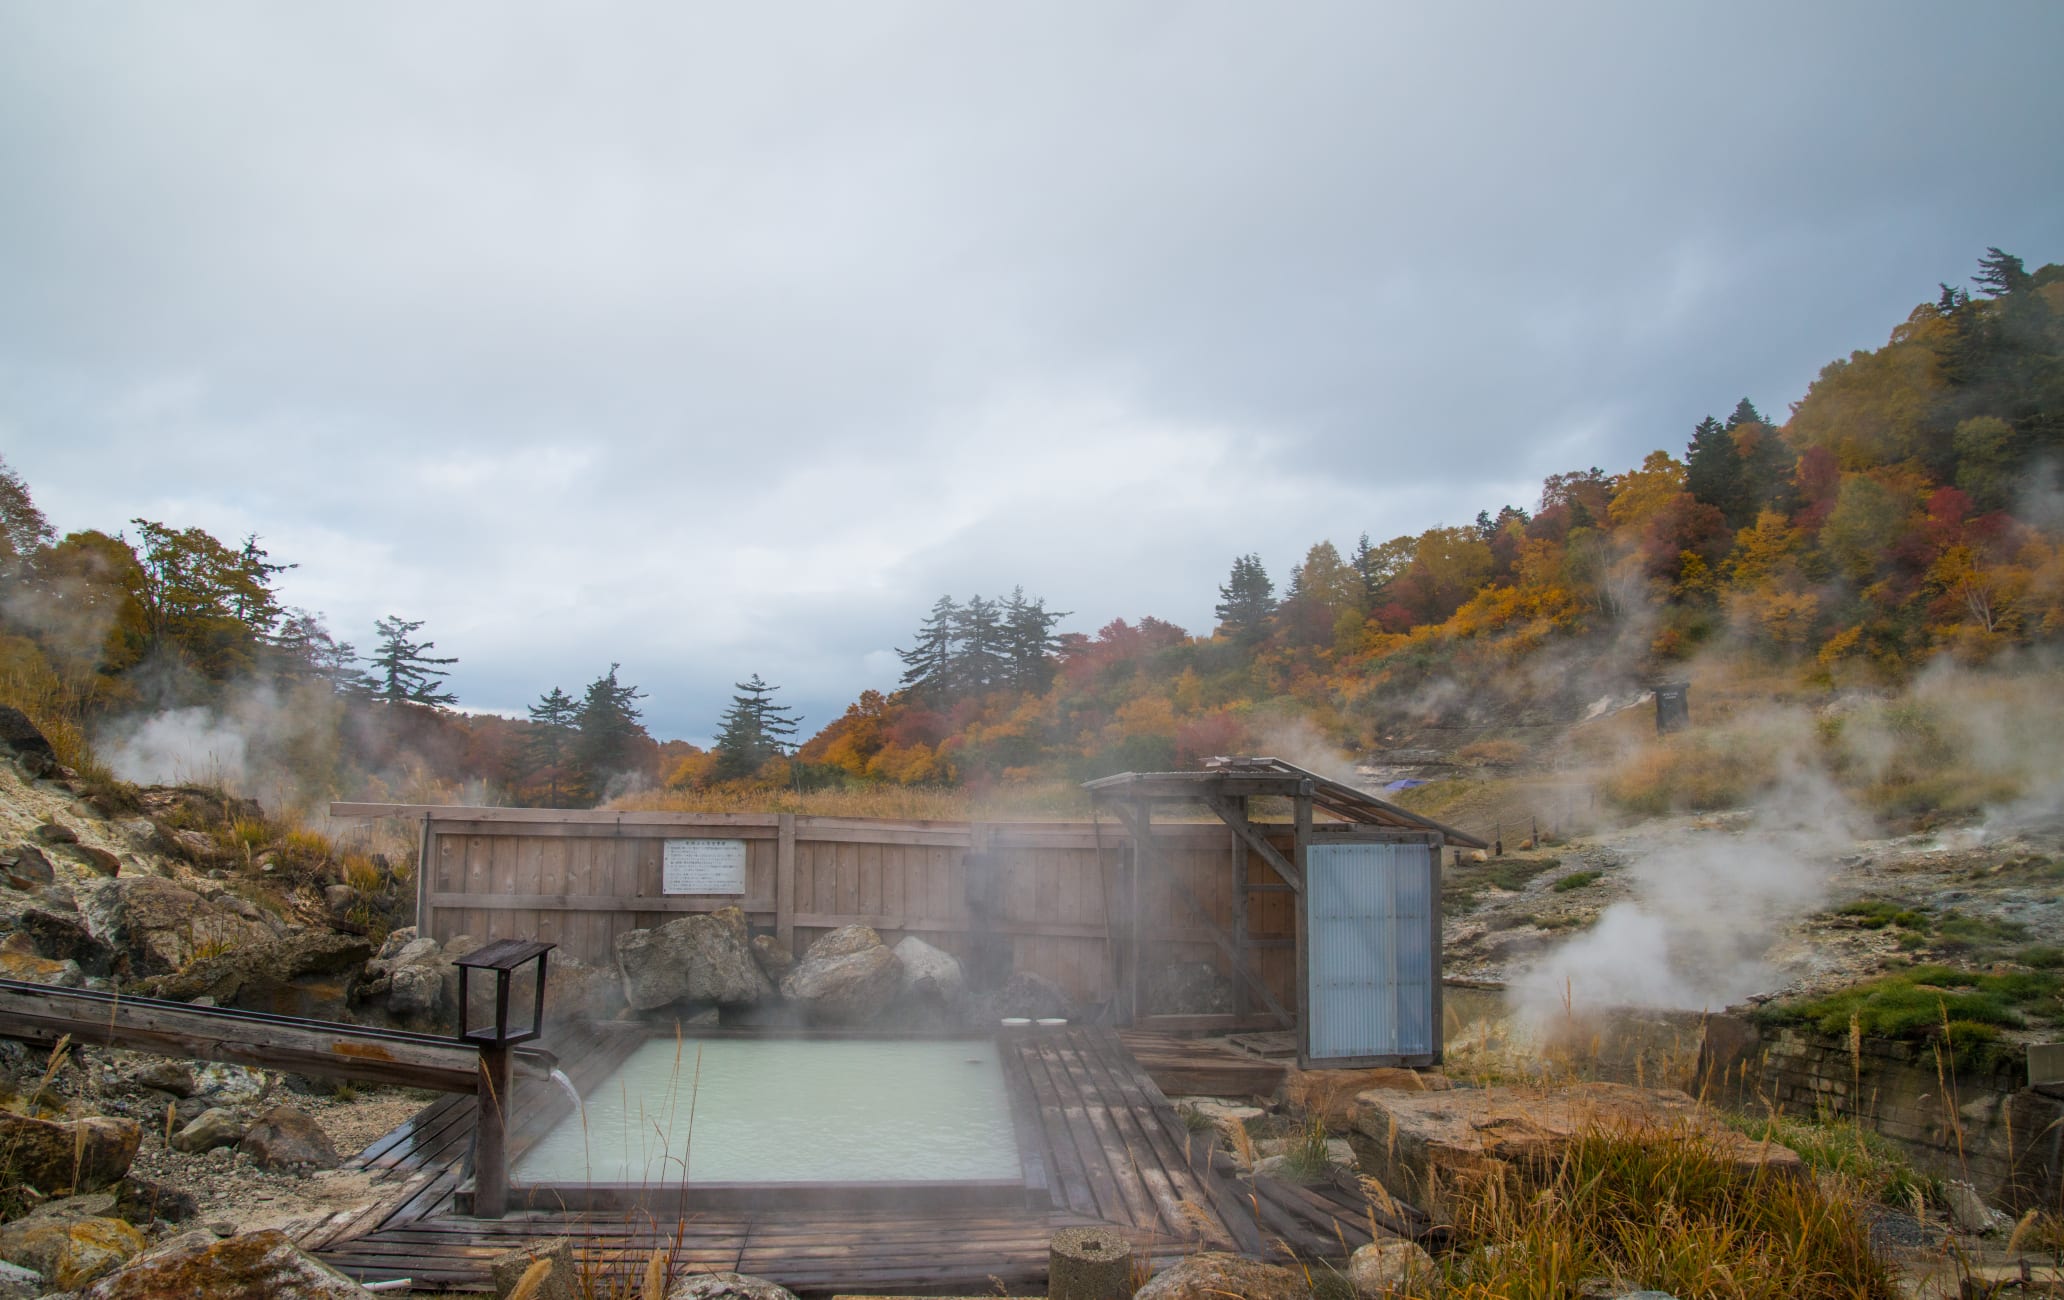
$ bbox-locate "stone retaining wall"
[1697,1014,2064,1211]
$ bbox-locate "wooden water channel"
[298,1022,1426,1294]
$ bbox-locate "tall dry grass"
[1423,1123,1896,1300]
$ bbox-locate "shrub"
[1552,869,1602,893]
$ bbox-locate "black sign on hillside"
[1655,682,1690,735]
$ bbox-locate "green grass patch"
[1552,869,1602,893]
[1720,1111,1934,1207]
[1755,964,2060,1048]
[1931,910,2029,952]
[1835,900,1924,930]
[2019,945,2064,969]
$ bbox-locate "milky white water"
[511,1038,1022,1185]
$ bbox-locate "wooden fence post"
[775,813,797,954]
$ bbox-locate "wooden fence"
[331,805,1302,1013]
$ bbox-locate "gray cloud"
[3,1,2061,739]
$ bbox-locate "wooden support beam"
[1202,793,1303,892]
[1293,793,1313,1063]
[471,1046,513,1219]
[0,979,542,1094]
[775,812,797,953]
[1228,815,1249,1021]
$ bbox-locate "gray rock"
[490,1237,578,1300]
[0,845,54,891]
[0,1258,42,1300]
[1133,1253,1307,1300]
[780,926,902,1025]
[0,706,58,779]
[112,820,160,853]
[322,884,359,916]
[614,907,772,1012]
[748,934,794,983]
[236,1106,339,1172]
[64,845,121,878]
[78,1228,374,1299]
[33,821,78,846]
[77,878,273,977]
[170,1109,243,1155]
[666,1272,797,1300]
[1943,1179,2009,1234]
[893,936,965,1006]
[972,970,1075,1023]
[387,963,443,1017]
[191,1063,266,1106]
[124,1059,193,1098]
[1346,1239,1435,1297]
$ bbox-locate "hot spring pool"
[510,1037,1024,1188]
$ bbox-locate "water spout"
[549,1067,582,1116]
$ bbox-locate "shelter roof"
[1082,755,1489,849]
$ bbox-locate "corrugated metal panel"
[1307,841,1437,1062]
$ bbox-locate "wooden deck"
[297,1024,1420,1294]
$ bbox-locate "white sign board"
[661,839,747,895]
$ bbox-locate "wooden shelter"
[1085,756,1486,1066]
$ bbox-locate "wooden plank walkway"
[302,1025,1392,1294]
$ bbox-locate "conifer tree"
[950,595,1007,694]
[368,615,459,707]
[896,596,960,701]
[572,665,647,795]
[527,685,580,804]
[1214,554,1275,642]
[1002,586,1067,692]
[712,674,800,780]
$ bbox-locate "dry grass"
[1416,1123,1895,1300]
[0,635,110,780]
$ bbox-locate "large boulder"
[0,1112,140,1194]
[80,1228,376,1299]
[749,934,795,983]
[0,706,58,779]
[18,906,113,974]
[780,926,902,1025]
[970,970,1075,1024]
[615,907,773,1012]
[0,948,83,986]
[1281,1065,1450,1132]
[1351,1082,1804,1220]
[893,935,965,1006]
[1347,1239,1436,1298]
[1133,1252,1308,1300]
[77,877,274,977]
[237,1105,340,1172]
[147,931,371,1019]
[0,1215,146,1290]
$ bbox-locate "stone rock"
[0,1215,146,1290]
[166,828,227,867]
[111,1177,197,1226]
[893,935,965,1006]
[79,1227,376,1299]
[323,884,359,916]
[1282,1065,1450,1131]
[748,934,794,983]
[0,1259,42,1300]
[1347,1239,1435,1297]
[237,1105,340,1172]
[191,1063,267,1106]
[1351,1083,1803,1220]
[125,1060,194,1098]
[0,949,83,986]
[78,877,274,977]
[170,1109,244,1155]
[34,820,79,846]
[666,1271,798,1300]
[114,820,162,853]
[146,932,371,1020]
[1145,960,1232,1016]
[1133,1252,1307,1300]
[490,1237,579,1300]
[0,1112,140,1194]
[388,962,443,1017]
[780,926,902,1025]
[0,845,54,891]
[20,907,112,974]
[616,907,773,1013]
[67,845,123,878]
[1943,1179,2009,1234]
[0,705,58,779]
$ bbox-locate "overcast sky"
[3,3,2060,743]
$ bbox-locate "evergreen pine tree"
[712,674,800,781]
[368,615,459,707]
[1001,586,1067,692]
[526,685,580,804]
[896,596,960,701]
[572,665,648,796]
[1214,554,1275,642]
[1685,415,1744,525]
[1974,247,2029,297]
[951,595,1007,695]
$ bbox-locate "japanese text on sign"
[661,839,747,895]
